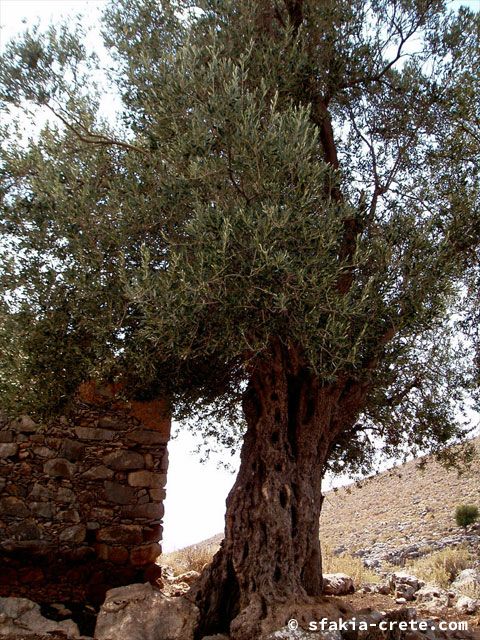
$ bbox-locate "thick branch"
[226,145,254,205]
[310,97,340,171]
[283,0,304,35]
[386,377,420,407]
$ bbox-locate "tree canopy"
[1,0,478,468]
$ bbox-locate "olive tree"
[0,1,479,638]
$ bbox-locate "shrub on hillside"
[455,504,479,529]
[162,543,218,575]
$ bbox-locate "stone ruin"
[0,382,170,604]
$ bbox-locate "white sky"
[1,0,479,552]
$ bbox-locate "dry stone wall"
[0,385,170,603]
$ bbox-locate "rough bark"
[193,343,361,640]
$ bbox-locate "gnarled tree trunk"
[193,343,363,640]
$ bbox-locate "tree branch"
[340,7,432,91]
[283,0,304,35]
[226,144,253,205]
[386,377,420,407]
[46,104,149,156]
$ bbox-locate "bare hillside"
[320,437,480,557]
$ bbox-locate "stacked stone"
[0,401,169,596]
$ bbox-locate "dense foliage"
[1,0,479,474]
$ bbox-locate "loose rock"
[95,583,199,640]
[415,584,453,613]
[389,571,425,594]
[452,569,480,592]
[169,570,200,586]
[455,595,479,614]
[322,573,355,595]
[0,596,80,637]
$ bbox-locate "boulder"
[127,430,169,445]
[75,426,116,441]
[166,582,191,597]
[170,570,200,586]
[58,508,81,523]
[30,501,54,518]
[322,573,355,595]
[395,583,418,601]
[95,582,199,640]
[97,416,129,430]
[128,470,166,488]
[1,539,51,555]
[0,429,13,442]
[104,450,145,470]
[59,524,86,543]
[29,483,49,501]
[0,496,29,518]
[43,457,75,479]
[11,415,37,433]
[83,465,114,480]
[452,568,480,591]
[360,581,392,595]
[415,584,453,613]
[122,503,164,519]
[60,438,86,461]
[0,443,18,458]
[389,571,425,593]
[150,487,167,501]
[57,486,75,503]
[96,525,143,545]
[455,595,479,614]
[104,481,137,505]
[130,542,161,565]
[95,543,130,564]
[32,446,55,458]
[0,596,79,637]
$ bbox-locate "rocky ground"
[2,565,479,639]
[2,539,479,640]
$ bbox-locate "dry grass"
[405,547,473,588]
[162,540,379,587]
[458,582,480,600]
[322,544,380,586]
[162,543,219,575]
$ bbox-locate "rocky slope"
[320,437,480,568]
